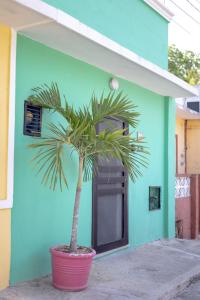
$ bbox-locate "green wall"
[42,0,168,69]
[11,35,175,283]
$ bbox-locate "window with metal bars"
[149,186,161,210]
[23,101,42,137]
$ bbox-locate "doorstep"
[94,244,130,260]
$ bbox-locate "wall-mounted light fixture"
[23,101,42,137]
[109,78,119,90]
[136,131,144,141]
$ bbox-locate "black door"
[92,118,128,254]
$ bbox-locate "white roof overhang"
[144,0,174,22]
[0,0,198,98]
[176,106,200,120]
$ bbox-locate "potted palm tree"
[28,83,148,291]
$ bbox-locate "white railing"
[175,176,190,198]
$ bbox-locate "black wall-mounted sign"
[23,101,42,137]
[149,186,161,211]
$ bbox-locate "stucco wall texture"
[175,173,200,240]
[176,118,186,174]
[43,0,168,69]
[187,120,200,174]
[10,34,175,284]
[9,0,176,285]
[176,197,191,239]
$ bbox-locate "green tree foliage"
[168,45,200,85]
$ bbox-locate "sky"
[162,0,200,53]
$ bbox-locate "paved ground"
[1,239,200,300]
[175,278,200,300]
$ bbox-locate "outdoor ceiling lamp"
[109,78,119,90]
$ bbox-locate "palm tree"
[28,83,148,253]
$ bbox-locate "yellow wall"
[0,209,11,289]
[187,120,200,174]
[0,25,10,200]
[176,118,185,174]
[0,24,11,290]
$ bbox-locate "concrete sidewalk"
[1,239,200,300]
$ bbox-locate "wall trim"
[0,29,16,209]
[16,0,174,23]
[144,0,174,22]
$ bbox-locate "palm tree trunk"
[69,156,83,253]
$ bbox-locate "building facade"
[0,0,198,289]
[175,91,200,239]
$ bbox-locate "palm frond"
[28,82,67,118]
[91,91,140,128]
[27,84,149,190]
[29,123,69,190]
[83,154,98,181]
[82,129,148,182]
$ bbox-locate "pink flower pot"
[50,246,96,291]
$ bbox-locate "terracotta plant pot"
[50,246,96,291]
